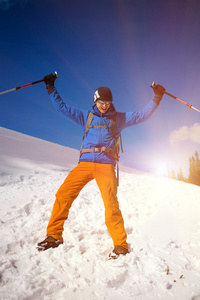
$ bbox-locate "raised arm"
[44,73,87,127]
[117,84,165,130]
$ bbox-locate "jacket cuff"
[46,84,55,95]
[152,94,162,105]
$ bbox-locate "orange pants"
[47,162,128,249]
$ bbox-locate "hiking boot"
[37,236,63,251]
[109,245,129,259]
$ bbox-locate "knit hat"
[94,87,113,102]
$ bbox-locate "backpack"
[80,112,123,185]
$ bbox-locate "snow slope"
[0,127,200,300]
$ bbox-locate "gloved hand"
[43,73,57,86]
[152,84,166,105]
[43,73,57,95]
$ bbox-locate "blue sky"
[0,0,200,176]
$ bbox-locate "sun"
[154,161,168,176]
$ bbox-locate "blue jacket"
[50,87,158,165]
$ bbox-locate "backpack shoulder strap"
[110,114,117,140]
[110,114,124,153]
[83,111,94,140]
[80,112,94,156]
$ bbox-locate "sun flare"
[154,161,168,176]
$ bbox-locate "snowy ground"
[0,127,200,300]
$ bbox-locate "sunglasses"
[98,100,112,105]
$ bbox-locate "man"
[37,73,165,258]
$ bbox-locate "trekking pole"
[0,71,58,96]
[150,81,200,113]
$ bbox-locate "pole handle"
[16,72,58,91]
[150,81,193,109]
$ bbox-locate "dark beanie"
[94,87,113,102]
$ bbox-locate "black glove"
[152,84,166,105]
[43,73,57,86]
[43,73,57,95]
